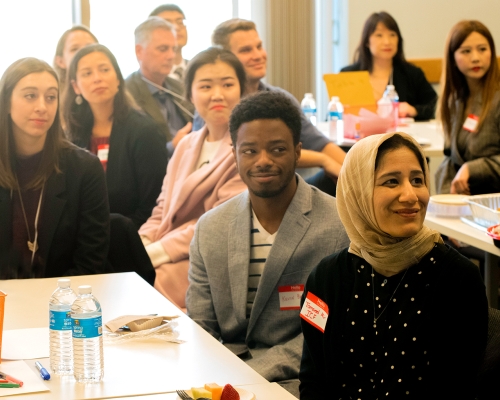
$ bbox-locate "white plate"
[179,387,255,400]
[430,194,470,205]
[414,136,431,146]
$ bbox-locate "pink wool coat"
[139,126,246,308]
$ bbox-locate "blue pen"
[34,361,50,380]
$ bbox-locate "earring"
[75,95,83,105]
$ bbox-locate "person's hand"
[322,155,342,179]
[172,122,192,148]
[450,164,471,195]
[398,102,417,118]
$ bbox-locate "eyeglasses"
[166,18,186,28]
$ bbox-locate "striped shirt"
[247,209,276,317]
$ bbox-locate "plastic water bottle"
[301,93,317,126]
[328,96,344,143]
[71,285,104,383]
[49,278,76,375]
[383,84,399,128]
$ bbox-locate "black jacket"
[0,144,110,278]
[73,109,168,229]
[341,61,437,121]
[299,244,488,400]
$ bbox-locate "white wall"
[346,0,500,63]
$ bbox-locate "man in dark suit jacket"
[126,17,194,156]
[186,92,349,397]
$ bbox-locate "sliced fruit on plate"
[205,383,223,400]
[221,384,240,400]
[191,387,212,399]
[180,386,254,400]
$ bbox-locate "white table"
[425,215,500,308]
[318,120,444,157]
[0,273,268,399]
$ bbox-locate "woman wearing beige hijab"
[299,132,487,399]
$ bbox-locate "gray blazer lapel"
[38,171,66,265]
[247,176,312,334]
[227,193,252,324]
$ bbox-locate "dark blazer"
[125,70,194,142]
[341,61,437,121]
[0,144,110,278]
[73,109,168,229]
[299,245,488,400]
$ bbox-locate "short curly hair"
[229,91,301,146]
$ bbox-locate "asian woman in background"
[0,58,109,278]
[341,12,437,121]
[436,20,500,195]
[64,44,168,229]
[139,47,247,308]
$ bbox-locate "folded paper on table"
[105,315,178,332]
[2,328,49,360]
[0,360,49,397]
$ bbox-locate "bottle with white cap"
[71,285,104,383]
[381,84,399,128]
[49,278,76,375]
[327,96,344,143]
[301,93,317,126]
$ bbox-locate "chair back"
[107,213,156,286]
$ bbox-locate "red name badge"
[278,285,304,310]
[300,292,329,333]
[463,114,479,133]
[97,144,109,162]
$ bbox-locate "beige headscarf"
[336,132,443,274]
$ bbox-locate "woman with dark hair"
[64,44,168,229]
[299,132,488,399]
[53,25,98,93]
[0,58,109,279]
[436,20,500,195]
[341,12,437,121]
[139,47,247,308]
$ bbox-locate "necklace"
[15,178,45,264]
[371,266,409,328]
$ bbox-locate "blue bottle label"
[303,107,317,113]
[329,111,343,119]
[72,316,103,339]
[50,310,73,331]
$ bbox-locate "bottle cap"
[386,84,395,90]
[57,279,71,288]
[78,285,92,295]
[305,93,313,97]
[331,96,339,102]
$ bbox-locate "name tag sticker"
[278,284,304,310]
[97,144,109,162]
[300,291,329,333]
[463,114,479,132]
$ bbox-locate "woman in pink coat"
[139,47,247,308]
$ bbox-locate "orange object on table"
[0,291,6,363]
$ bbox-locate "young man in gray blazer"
[186,91,349,396]
[126,17,194,157]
